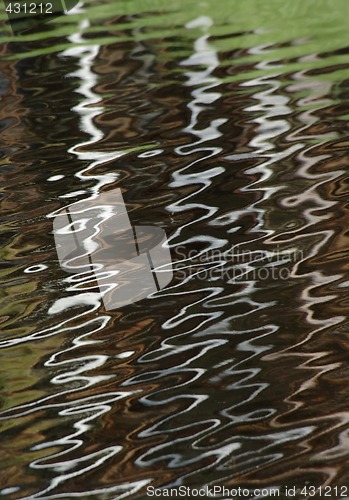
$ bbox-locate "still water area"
[2,1,349,498]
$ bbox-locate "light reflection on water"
[2,0,349,498]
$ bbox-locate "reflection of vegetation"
[1,0,349,82]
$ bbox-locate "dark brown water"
[2,1,349,498]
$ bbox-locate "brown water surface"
[2,1,349,498]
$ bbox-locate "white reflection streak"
[281,72,345,335]
[46,24,117,313]
[223,57,304,292]
[168,16,226,246]
[163,17,229,328]
[57,20,123,201]
[46,20,130,312]
[178,16,225,149]
[49,19,123,300]
[237,73,298,239]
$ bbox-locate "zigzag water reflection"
[114,15,317,490]
[3,5,349,498]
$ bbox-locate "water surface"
[2,0,349,497]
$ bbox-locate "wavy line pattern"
[2,1,349,498]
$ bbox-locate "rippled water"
[2,0,349,498]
